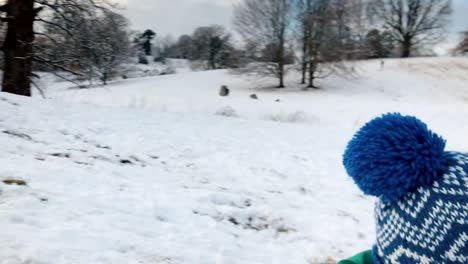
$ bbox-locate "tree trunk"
[401,38,412,58]
[301,28,308,84]
[1,0,37,96]
[277,63,285,88]
[210,56,216,70]
[307,73,315,89]
[301,0,311,85]
[277,28,286,88]
[307,59,318,89]
[301,59,307,84]
[209,49,215,70]
[102,72,108,85]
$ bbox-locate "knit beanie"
[343,113,467,264]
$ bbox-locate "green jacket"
[338,250,374,264]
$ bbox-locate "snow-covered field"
[0,57,467,264]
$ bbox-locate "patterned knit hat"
[343,113,467,264]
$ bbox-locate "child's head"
[343,113,467,264]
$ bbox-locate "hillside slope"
[45,58,468,133]
[0,93,374,263]
[0,57,467,263]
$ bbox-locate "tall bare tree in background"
[297,0,330,88]
[454,31,468,56]
[370,0,452,58]
[347,0,370,59]
[0,0,117,96]
[296,0,313,85]
[234,0,292,88]
[42,5,131,85]
[190,25,235,70]
[295,0,360,89]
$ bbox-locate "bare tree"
[296,0,312,84]
[345,0,371,60]
[163,26,238,70]
[370,0,452,58]
[234,0,292,88]
[43,7,131,85]
[0,0,38,96]
[168,35,193,59]
[453,31,468,56]
[153,34,174,63]
[295,0,358,89]
[365,29,395,58]
[0,0,115,96]
[190,25,234,70]
[303,0,331,88]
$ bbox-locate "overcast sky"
[120,0,468,53]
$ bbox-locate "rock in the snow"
[250,94,258,100]
[3,179,27,186]
[2,130,32,141]
[219,85,230,97]
[120,159,133,165]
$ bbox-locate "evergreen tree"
[141,29,156,56]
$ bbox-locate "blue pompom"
[343,113,448,202]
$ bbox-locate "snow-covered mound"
[0,93,374,263]
[45,57,468,131]
[120,58,191,79]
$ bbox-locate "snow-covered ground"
[0,57,467,264]
[45,58,468,135]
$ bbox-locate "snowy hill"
[1,57,467,263]
[46,58,468,139]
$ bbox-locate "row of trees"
[150,25,240,70]
[0,0,454,96]
[0,0,245,97]
[233,0,452,88]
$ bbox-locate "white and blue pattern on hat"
[373,152,467,264]
[343,113,468,263]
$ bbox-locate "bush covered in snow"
[215,106,238,117]
[265,111,312,123]
[120,63,176,79]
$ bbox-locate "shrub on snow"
[265,111,310,123]
[215,106,238,117]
